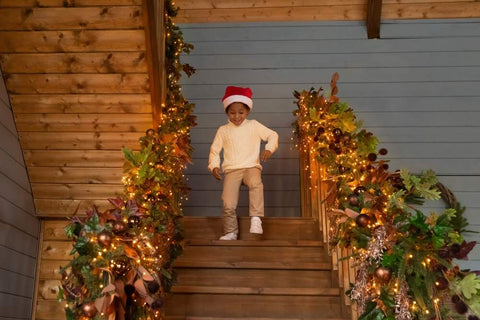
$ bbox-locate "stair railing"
[300,140,358,320]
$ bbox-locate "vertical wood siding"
[179,19,480,267]
[0,68,39,320]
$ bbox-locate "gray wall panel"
[179,19,480,268]
[0,69,39,319]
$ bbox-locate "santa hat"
[222,86,253,110]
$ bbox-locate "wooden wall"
[174,0,480,23]
[0,68,40,319]
[0,0,152,219]
[0,0,153,318]
[178,19,480,268]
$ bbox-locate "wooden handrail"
[300,140,358,320]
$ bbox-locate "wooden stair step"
[175,268,337,288]
[171,286,341,296]
[185,239,325,247]
[167,317,348,320]
[175,245,331,270]
[183,216,321,241]
[166,294,344,319]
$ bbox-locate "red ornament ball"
[80,301,98,317]
[355,214,370,227]
[145,128,156,136]
[97,230,113,247]
[374,266,392,283]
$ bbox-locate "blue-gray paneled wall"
[0,69,39,319]
[179,19,479,268]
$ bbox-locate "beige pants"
[222,167,264,234]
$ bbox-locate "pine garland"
[58,1,195,319]
[293,73,479,319]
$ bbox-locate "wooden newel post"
[144,0,167,129]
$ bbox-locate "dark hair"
[225,102,250,113]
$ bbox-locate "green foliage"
[59,0,195,318]
[293,75,475,320]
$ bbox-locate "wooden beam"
[366,0,382,39]
[144,0,166,129]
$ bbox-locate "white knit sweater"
[208,119,279,172]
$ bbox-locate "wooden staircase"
[166,216,350,320]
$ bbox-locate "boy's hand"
[212,167,222,180]
[260,150,272,162]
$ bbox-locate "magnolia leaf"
[345,208,360,218]
[138,265,154,281]
[95,296,109,313]
[102,283,116,294]
[134,278,147,297]
[458,273,480,299]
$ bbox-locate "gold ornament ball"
[80,301,98,317]
[374,266,391,283]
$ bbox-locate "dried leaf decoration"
[292,73,477,320]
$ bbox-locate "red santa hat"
[222,86,253,110]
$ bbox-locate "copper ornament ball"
[355,214,370,228]
[80,301,98,317]
[112,221,127,234]
[97,230,113,247]
[348,194,360,206]
[374,266,391,283]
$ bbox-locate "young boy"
[208,86,279,240]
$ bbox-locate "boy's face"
[227,102,250,126]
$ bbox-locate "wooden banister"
[299,139,358,320]
[144,0,167,128]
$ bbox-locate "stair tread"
[167,317,348,320]
[185,239,325,247]
[171,285,340,296]
[175,260,332,270]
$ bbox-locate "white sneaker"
[219,232,237,240]
[250,217,263,234]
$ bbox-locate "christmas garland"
[293,73,479,320]
[58,1,195,319]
